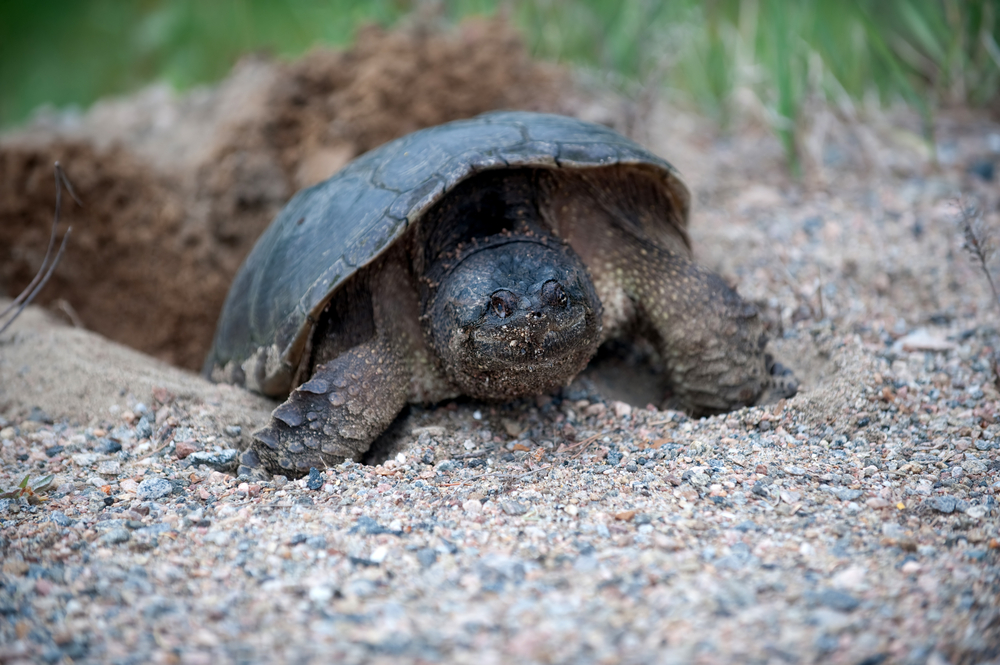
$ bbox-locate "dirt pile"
[0,18,567,370]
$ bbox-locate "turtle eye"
[490,290,517,319]
[541,280,567,307]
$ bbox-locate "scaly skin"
[541,166,795,415]
[246,336,410,476]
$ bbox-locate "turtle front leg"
[635,250,779,414]
[611,239,776,415]
[541,167,795,415]
[240,337,411,477]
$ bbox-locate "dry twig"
[959,198,1000,390]
[960,199,1000,310]
[0,162,79,335]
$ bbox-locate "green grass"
[2,0,999,169]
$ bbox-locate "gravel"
[3,97,1000,663]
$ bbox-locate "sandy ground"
[2,21,1000,665]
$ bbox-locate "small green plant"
[1,474,56,505]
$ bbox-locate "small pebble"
[930,496,957,514]
[96,439,122,454]
[100,528,131,545]
[306,468,323,491]
[28,407,52,424]
[967,158,995,181]
[187,449,238,471]
[136,477,173,501]
[49,511,74,527]
[500,500,529,516]
[308,586,334,604]
[831,488,862,501]
[135,417,153,440]
[175,441,198,459]
[97,460,121,477]
[962,459,987,475]
[612,402,632,418]
[818,589,860,612]
[416,548,437,568]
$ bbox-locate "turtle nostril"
[531,311,543,319]
[541,280,568,308]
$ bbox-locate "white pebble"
[965,505,987,519]
[309,585,334,603]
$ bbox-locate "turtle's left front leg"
[629,243,774,414]
[239,254,435,478]
[543,168,795,415]
[586,226,784,414]
[241,335,412,477]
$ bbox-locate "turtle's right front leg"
[241,336,411,477]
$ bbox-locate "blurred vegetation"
[2,0,999,166]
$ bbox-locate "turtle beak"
[502,296,587,360]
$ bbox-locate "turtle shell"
[204,111,690,396]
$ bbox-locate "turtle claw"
[761,353,799,402]
[250,418,329,478]
[273,402,305,427]
[236,447,271,481]
[254,426,280,450]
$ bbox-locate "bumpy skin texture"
[246,255,422,474]
[205,112,797,477]
[427,238,603,402]
[539,166,771,413]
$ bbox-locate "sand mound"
[0,18,567,371]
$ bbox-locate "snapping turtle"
[205,111,796,475]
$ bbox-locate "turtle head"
[428,239,602,401]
